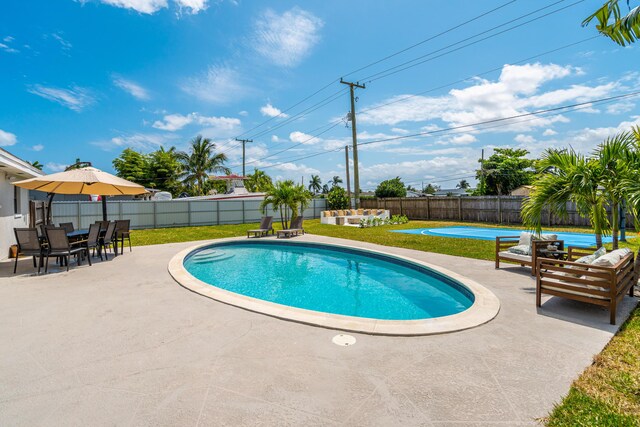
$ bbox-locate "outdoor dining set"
[13,219,132,275]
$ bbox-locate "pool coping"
[167,236,501,336]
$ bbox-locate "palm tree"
[594,131,635,249]
[522,148,610,248]
[583,1,640,46]
[260,180,312,229]
[322,184,330,194]
[330,176,343,188]
[456,179,470,189]
[308,175,322,194]
[30,160,43,170]
[177,135,229,196]
[246,168,273,192]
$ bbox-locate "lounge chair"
[277,216,305,239]
[13,228,45,274]
[247,216,274,238]
[495,232,564,275]
[43,227,91,273]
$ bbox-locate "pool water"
[392,226,612,247]
[183,242,474,320]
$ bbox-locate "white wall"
[0,172,30,260]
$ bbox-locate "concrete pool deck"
[0,234,636,426]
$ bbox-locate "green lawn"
[129,219,640,425]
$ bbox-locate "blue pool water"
[392,226,612,247]
[183,242,474,320]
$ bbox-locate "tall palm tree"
[308,175,322,194]
[594,131,635,249]
[177,135,229,196]
[260,180,312,229]
[456,179,470,189]
[522,148,610,248]
[583,1,640,46]
[246,168,273,192]
[331,176,343,188]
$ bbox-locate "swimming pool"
[169,239,500,335]
[392,226,612,247]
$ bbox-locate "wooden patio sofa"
[495,235,564,275]
[536,247,635,325]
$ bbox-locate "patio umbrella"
[13,166,147,222]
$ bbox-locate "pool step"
[190,250,235,264]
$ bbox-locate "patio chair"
[59,222,75,233]
[43,227,91,273]
[100,221,117,259]
[247,216,274,238]
[115,220,132,254]
[13,228,45,274]
[276,216,305,239]
[94,220,109,231]
[82,223,103,261]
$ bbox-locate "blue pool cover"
[392,226,612,248]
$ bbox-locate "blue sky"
[1,0,639,190]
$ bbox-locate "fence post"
[152,201,157,228]
[119,201,123,220]
[216,201,219,225]
[426,197,430,220]
[77,201,81,228]
[399,198,403,216]
[188,201,192,227]
[497,196,502,224]
[458,197,462,221]
[242,201,245,224]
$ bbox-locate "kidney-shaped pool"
[169,239,500,335]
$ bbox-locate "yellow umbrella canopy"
[13,166,147,196]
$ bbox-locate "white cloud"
[91,132,178,151]
[151,112,241,136]
[51,33,72,51]
[606,101,635,115]
[359,63,611,134]
[3,36,14,43]
[239,110,248,116]
[289,131,320,145]
[0,129,17,146]
[0,42,18,53]
[514,134,536,144]
[45,162,67,172]
[98,0,169,14]
[112,76,150,100]
[260,103,288,118]
[175,0,208,14]
[271,135,280,142]
[252,7,323,67]
[450,134,477,145]
[28,84,95,112]
[542,129,557,136]
[181,64,250,104]
[32,144,44,151]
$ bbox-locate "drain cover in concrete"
[332,334,356,346]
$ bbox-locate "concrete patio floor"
[0,235,636,426]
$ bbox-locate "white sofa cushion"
[508,244,530,255]
[498,251,531,262]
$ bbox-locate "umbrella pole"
[46,193,55,225]
[101,196,108,221]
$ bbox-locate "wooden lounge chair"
[13,228,45,274]
[247,216,274,238]
[277,216,305,239]
[495,233,564,275]
[536,247,635,325]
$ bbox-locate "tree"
[177,135,229,196]
[330,176,343,188]
[308,175,322,194]
[457,179,470,189]
[522,148,610,248]
[375,177,407,198]
[148,146,183,196]
[326,186,350,210]
[260,180,312,229]
[30,160,43,170]
[321,184,330,194]
[583,1,640,46]
[423,183,439,195]
[406,184,418,192]
[476,148,535,195]
[246,168,273,192]
[113,148,150,186]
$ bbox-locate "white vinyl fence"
[52,198,327,230]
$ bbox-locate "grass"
[129,219,640,425]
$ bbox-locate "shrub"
[359,214,409,228]
[375,177,407,198]
[327,186,350,210]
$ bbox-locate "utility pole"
[341,78,365,209]
[480,148,485,194]
[235,138,253,176]
[345,145,351,208]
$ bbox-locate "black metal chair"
[83,223,103,261]
[100,221,117,259]
[59,222,75,233]
[13,228,44,274]
[115,219,132,254]
[94,220,109,231]
[43,227,91,273]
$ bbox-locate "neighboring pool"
[169,239,500,335]
[392,226,612,247]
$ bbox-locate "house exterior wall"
[0,171,30,260]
